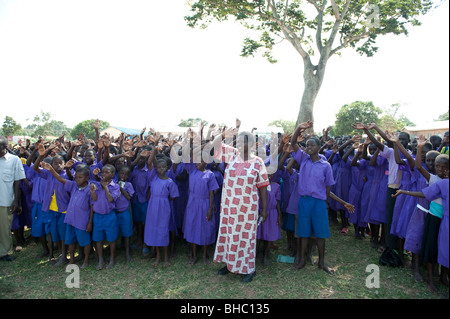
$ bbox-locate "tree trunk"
[295,58,325,129]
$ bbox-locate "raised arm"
[415,135,431,181]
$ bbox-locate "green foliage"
[178,118,207,127]
[1,116,22,136]
[70,119,110,140]
[25,110,71,138]
[185,0,433,62]
[268,119,296,133]
[334,101,381,136]
[436,110,449,121]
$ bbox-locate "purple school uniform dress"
[328,153,341,211]
[257,182,281,241]
[367,156,388,224]
[183,164,219,246]
[144,176,179,247]
[403,168,430,254]
[391,158,416,238]
[285,169,300,215]
[361,158,375,224]
[12,165,33,230]
[422,179,449,268]
[348,159,367,227]
[130,164,150,223]
[166,162,189,230]
[334,155,352,211]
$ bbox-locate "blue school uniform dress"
[293,149,335,239]
[115,181,135,238]
[183,164,219,246]
[63,181,92,247]
[91,181,121,242]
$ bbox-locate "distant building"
[402,120,449,139]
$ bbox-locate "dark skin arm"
[327,187,355,213]
[206,191,214,222]
[392,189,425,198]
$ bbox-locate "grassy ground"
[0,224,448,300]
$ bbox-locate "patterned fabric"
[213,143,270,274]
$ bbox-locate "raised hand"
[351,122,366,130]
[40,161,52,171]
[417,134,427,147]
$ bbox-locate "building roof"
[403,120,449,132]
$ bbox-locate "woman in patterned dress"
[210,128,270,283]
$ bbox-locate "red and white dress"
[213,143,270,274]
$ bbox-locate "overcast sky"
[0,0,448,134]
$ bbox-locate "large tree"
[185,0,433,126]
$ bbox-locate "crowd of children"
[3,119,449,292]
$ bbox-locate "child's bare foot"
[318,262,335,274]
[152,256,160,267]
[203,256,210,265]
[189,256,198,266]
[293,258,305,270]
[80,262,89,269]
[106,259,115,269]
[96,258,104,270]
[163,260,171,267]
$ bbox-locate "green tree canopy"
[185,0,433,126]
[268,119,296,133]
[71,119,110,141]
[334,100,381,136]
[178,118,207,127]
[1,116,22,136]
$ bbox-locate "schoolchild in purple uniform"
[278,142,298,256]
[40,162,93,269]
[34,144,71,267]
[385,131,415,265]
[184,161,219,265]
[349,142,370,239]
[353,123,408,257]
[90,164,121,270]
[257,173,282,267]
[290,122,355,274]
[328,135,360,234]
[366,146,388,248]
[115,165,135,262]
[144,159,179,267]
[129,148,152,252]
[403,136,436,282]
[359,142,377,237]
[394,155,449,292]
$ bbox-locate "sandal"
[340,227,348,234]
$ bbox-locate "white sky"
[0,0,448,134]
